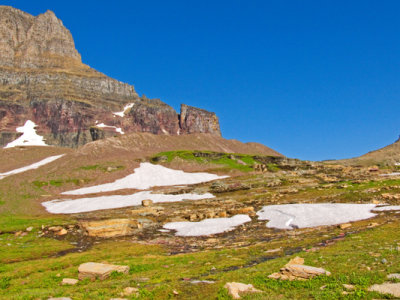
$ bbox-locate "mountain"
[0,6,221,147]
[341,137,400,166]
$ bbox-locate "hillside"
[333,138,400,166]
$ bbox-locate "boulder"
[224,282,261,299]
[368,282,400,297]
[80,219,139,238]
[269,257,330,281]
[78,262,129,280]
[141,199,153,207]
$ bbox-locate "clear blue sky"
[7,0,400,160]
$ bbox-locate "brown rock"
[231,207,255,215]
[339,223,352,229]
[141,199,153,207]
[61,278,78,285]
[56,228,68,236]
[80,219,139,238]
[219,211,227,218]
[224,282,261,299]
[269,257,330,281]
[121,287,139,297]
[131,206,163,216]
[78,262,129,281]
[343,284,355,290]
[286,256,304,266]
[368,282,400,297]
[282,264,331,279]
[48,226,63,232]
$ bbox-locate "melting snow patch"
[95,123,124,134]
[62,162,228,195]
[0,155,64,180]
[380,172,400,177]
[256,203,378,230]
[42,191,215,214]
[163,214,251,236]
[373,205,400,211]
[113,103,134,117]
[5,120,47,148]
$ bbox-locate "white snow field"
[113,103,134,117]
[0,155,64,180]
[42,191,215,214]
[163,214,252,236]
[62,162,228,195]
[95,123,124,134]
[5,120,47,148]
[256,203,379,229]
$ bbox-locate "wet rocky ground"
[41,161,400,257]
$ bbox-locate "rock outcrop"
[179,104,221,136]
[0,6,222,148]
[0,7,81,68]
[78,262,129,281]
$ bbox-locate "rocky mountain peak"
[0,6,223,148]
[0,6,81,69]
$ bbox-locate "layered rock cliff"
[0,6,221,147]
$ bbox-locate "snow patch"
[0,155,64,180]
[62,162,228,195]
[163,214,251,236]
[113,103,134,117]
[380,172,400,177]
[256,203,378,229]
[373,205,400,211]
[42,191,215,214]
[5,120,48,148]
[95,123,124,134]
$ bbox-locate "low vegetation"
[1,149,400,299]
[151,150,266,172]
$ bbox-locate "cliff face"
[179,104,221,136]
[0,6,221,147]
[0,7,81,68]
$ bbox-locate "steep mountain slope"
[0,6,221,148]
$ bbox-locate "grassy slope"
[2,148,400,299]
[0,219,399,299]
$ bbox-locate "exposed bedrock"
[0,6,222,147]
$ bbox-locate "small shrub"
[0,276,11,289]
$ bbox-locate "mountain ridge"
[0,6,226,148]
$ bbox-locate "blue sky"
[6,1,400,160]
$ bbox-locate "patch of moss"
[79,164,125,172]
[151,150,263,172]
